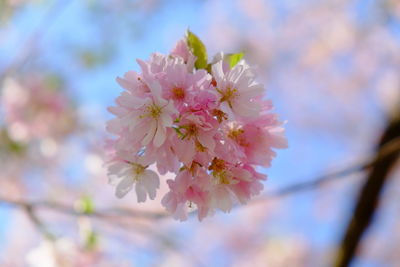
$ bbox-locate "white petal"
[211,51,224,64]
[227,64,244,84]
[176,139,196,166]
[233,100,260,117]
[269,127,288,149]
[108,161,129,176]
[216,188,232,212]
[173,202,188,221]
[137,59,151,78]
[124,70,140,81]
[211,61,225,85]
[116,92,145,109]
[127,118,142,132]
[115,176,134,199]
[232,168,252,181]
[161,192,177,213]
[160,112,173,127]
[135,183,147,203]
[106,118,123,134]
[148,81,163,103]
[220,102,235,120]
[141,120,157,146]
[142,170,160,200]
[116,76,133,91]
[107,106,128,116]
[153,121,166,147]
[128,119,148,140]
[240,84,264,98]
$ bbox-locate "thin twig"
[0,198,167,220]
[255,136,400,201]
[24,204,55,240]
[1,137,399,222]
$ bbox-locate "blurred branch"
[0,197,167,220]
[0,135,398,267]
[0,136,400,223]
[0,196,196,263]
[2,198,55,240]
[256,136,400,200]
[24,204,55,240]
[334,108,400,267]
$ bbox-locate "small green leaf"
[75,196,95,215]
[0,130,26,155]
[186,30,208,70]
[85,231,98,251]
[227,52,244,68]
[206,63,212,73]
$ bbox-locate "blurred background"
[0,0,400,266]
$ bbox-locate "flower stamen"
[217,86,239,108]
[171,87,185,100]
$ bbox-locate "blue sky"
[0,0,395,266]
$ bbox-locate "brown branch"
[334,109,400,267]
[254,136,400,201]
[23,204,55,240]
[0,135,398,267]
[3,199,55,240]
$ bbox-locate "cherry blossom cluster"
[1,75,76,144]
[106,32,287,221]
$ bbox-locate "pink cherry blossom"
[2,76,76,143]
[162,167,211,221]
[172,111,218,166]
[107,78,177,149]
[106,34,287,220]
[212,60,264,118]
[144,135,180,175]
[170,39,197,71]
[108,157,160,202]
[217,111,287,167]
[159,61,211,112]
[207,158,255,212]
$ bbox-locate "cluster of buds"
[107,32,287,221]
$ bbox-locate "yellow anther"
[217,86,238,108]
[227,128,249,147]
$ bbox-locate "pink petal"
[197,132,215,152]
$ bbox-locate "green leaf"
[75,196,95,215]
[206,63,212,73]
[85,231,98,251]
[227,52,244,68]
[186,30,208,70]
[0,130,26,155]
